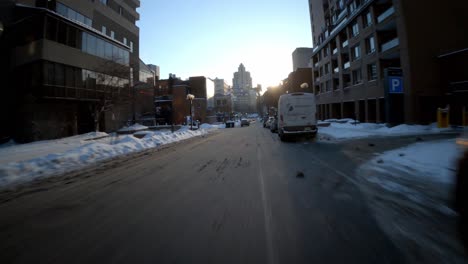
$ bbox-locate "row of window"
[43,61,130,90]
[56,3,92,27]
[58,2,134,54]
[317,63,377,93]
[45,16,130,66]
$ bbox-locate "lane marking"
[256,132,276,264]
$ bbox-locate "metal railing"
[381,38,399,52]
[377,6,395,23]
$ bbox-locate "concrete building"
[147,64,160,80]
[309,0,468,124]
[214,78,230,96]
[292,48,314,71]
[0,0,140,142]
[136,59,156,118]
[232,63,256,113]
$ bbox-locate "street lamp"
[186,94,195,130]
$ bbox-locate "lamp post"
[186,94,195,130]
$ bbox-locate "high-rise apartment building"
[309,0,468,124]
[0,0,140,142]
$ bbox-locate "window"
[352,69,362,84]
[110,31,115,39]
[364,12,372,27]
[368,64,377,80]
[123,37,127,45]
[352,45,360,60]
[324,63,330,74]
[349,1,357,13]
[351,22,359,37]
[57,21,67,44]
[100,0,108,5]
[118,6,123,15]
[130,41,133,53]
[102,26,107,35]
[366,36,376,54]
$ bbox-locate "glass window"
[123,37,127,45]
[67,27,77,47]
[105,41,112,59]
[46,17,57,41]
[56,3,67,17]
[84,17,92,27]
[353,45,360,60]
[118,48,125,63]
[102,26,107,35]
[81,32,87,52]
[76,13,85,24]
[57,21,67,44]
[130,41,133,53]
[67,8,77,21]
[97,38,105,57]
[87,34,97,55]
[112,45,119,59]
[65,66,75,88]
[55,63,65,86]
[45,62,55,85]
[352,69,362,84]
[123,50,129,65]
[352,22,359,37]
[100,0,108,5]
[366,36,376,54]
[364,12,372,27]
[110,31,115,39]
[75,68,84,88]
[368,64,377,80]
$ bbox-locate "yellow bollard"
[437,107,449,128]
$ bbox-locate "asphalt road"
[0,123,406,264]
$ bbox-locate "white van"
[277,92,317,141]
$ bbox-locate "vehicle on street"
[240,119,250,127]
[277,92,317,141]
[270,117,278,133]
[264,117,274,128]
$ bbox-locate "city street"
[0,122,447,264]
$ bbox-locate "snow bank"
[117,123,148,132]
[367,139,463,184]
[199,123,226,129]
[0,128,209,188]
[319,120,454,140]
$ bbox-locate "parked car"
[264,117,275,128]
[277,92,317,141]
[270,117,278,133]
[240,119,250,127]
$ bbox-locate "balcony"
[377,6,395,23]
[343,61,350,69]
[342,40,349,48]
[381,38,399,52]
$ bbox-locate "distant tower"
[232,63,253,91]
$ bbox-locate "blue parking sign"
[388,76,403,93]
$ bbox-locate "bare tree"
[90,58,132,132]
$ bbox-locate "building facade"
[232,63,256,113]
[292,48,314,71]
[309,0,468,124]
[0,0,140,142]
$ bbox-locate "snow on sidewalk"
[0,126,219,188]
[359,138,464,212]
[319,119,453,140]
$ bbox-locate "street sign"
[388,76,403,93]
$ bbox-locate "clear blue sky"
[138,0,312,89]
